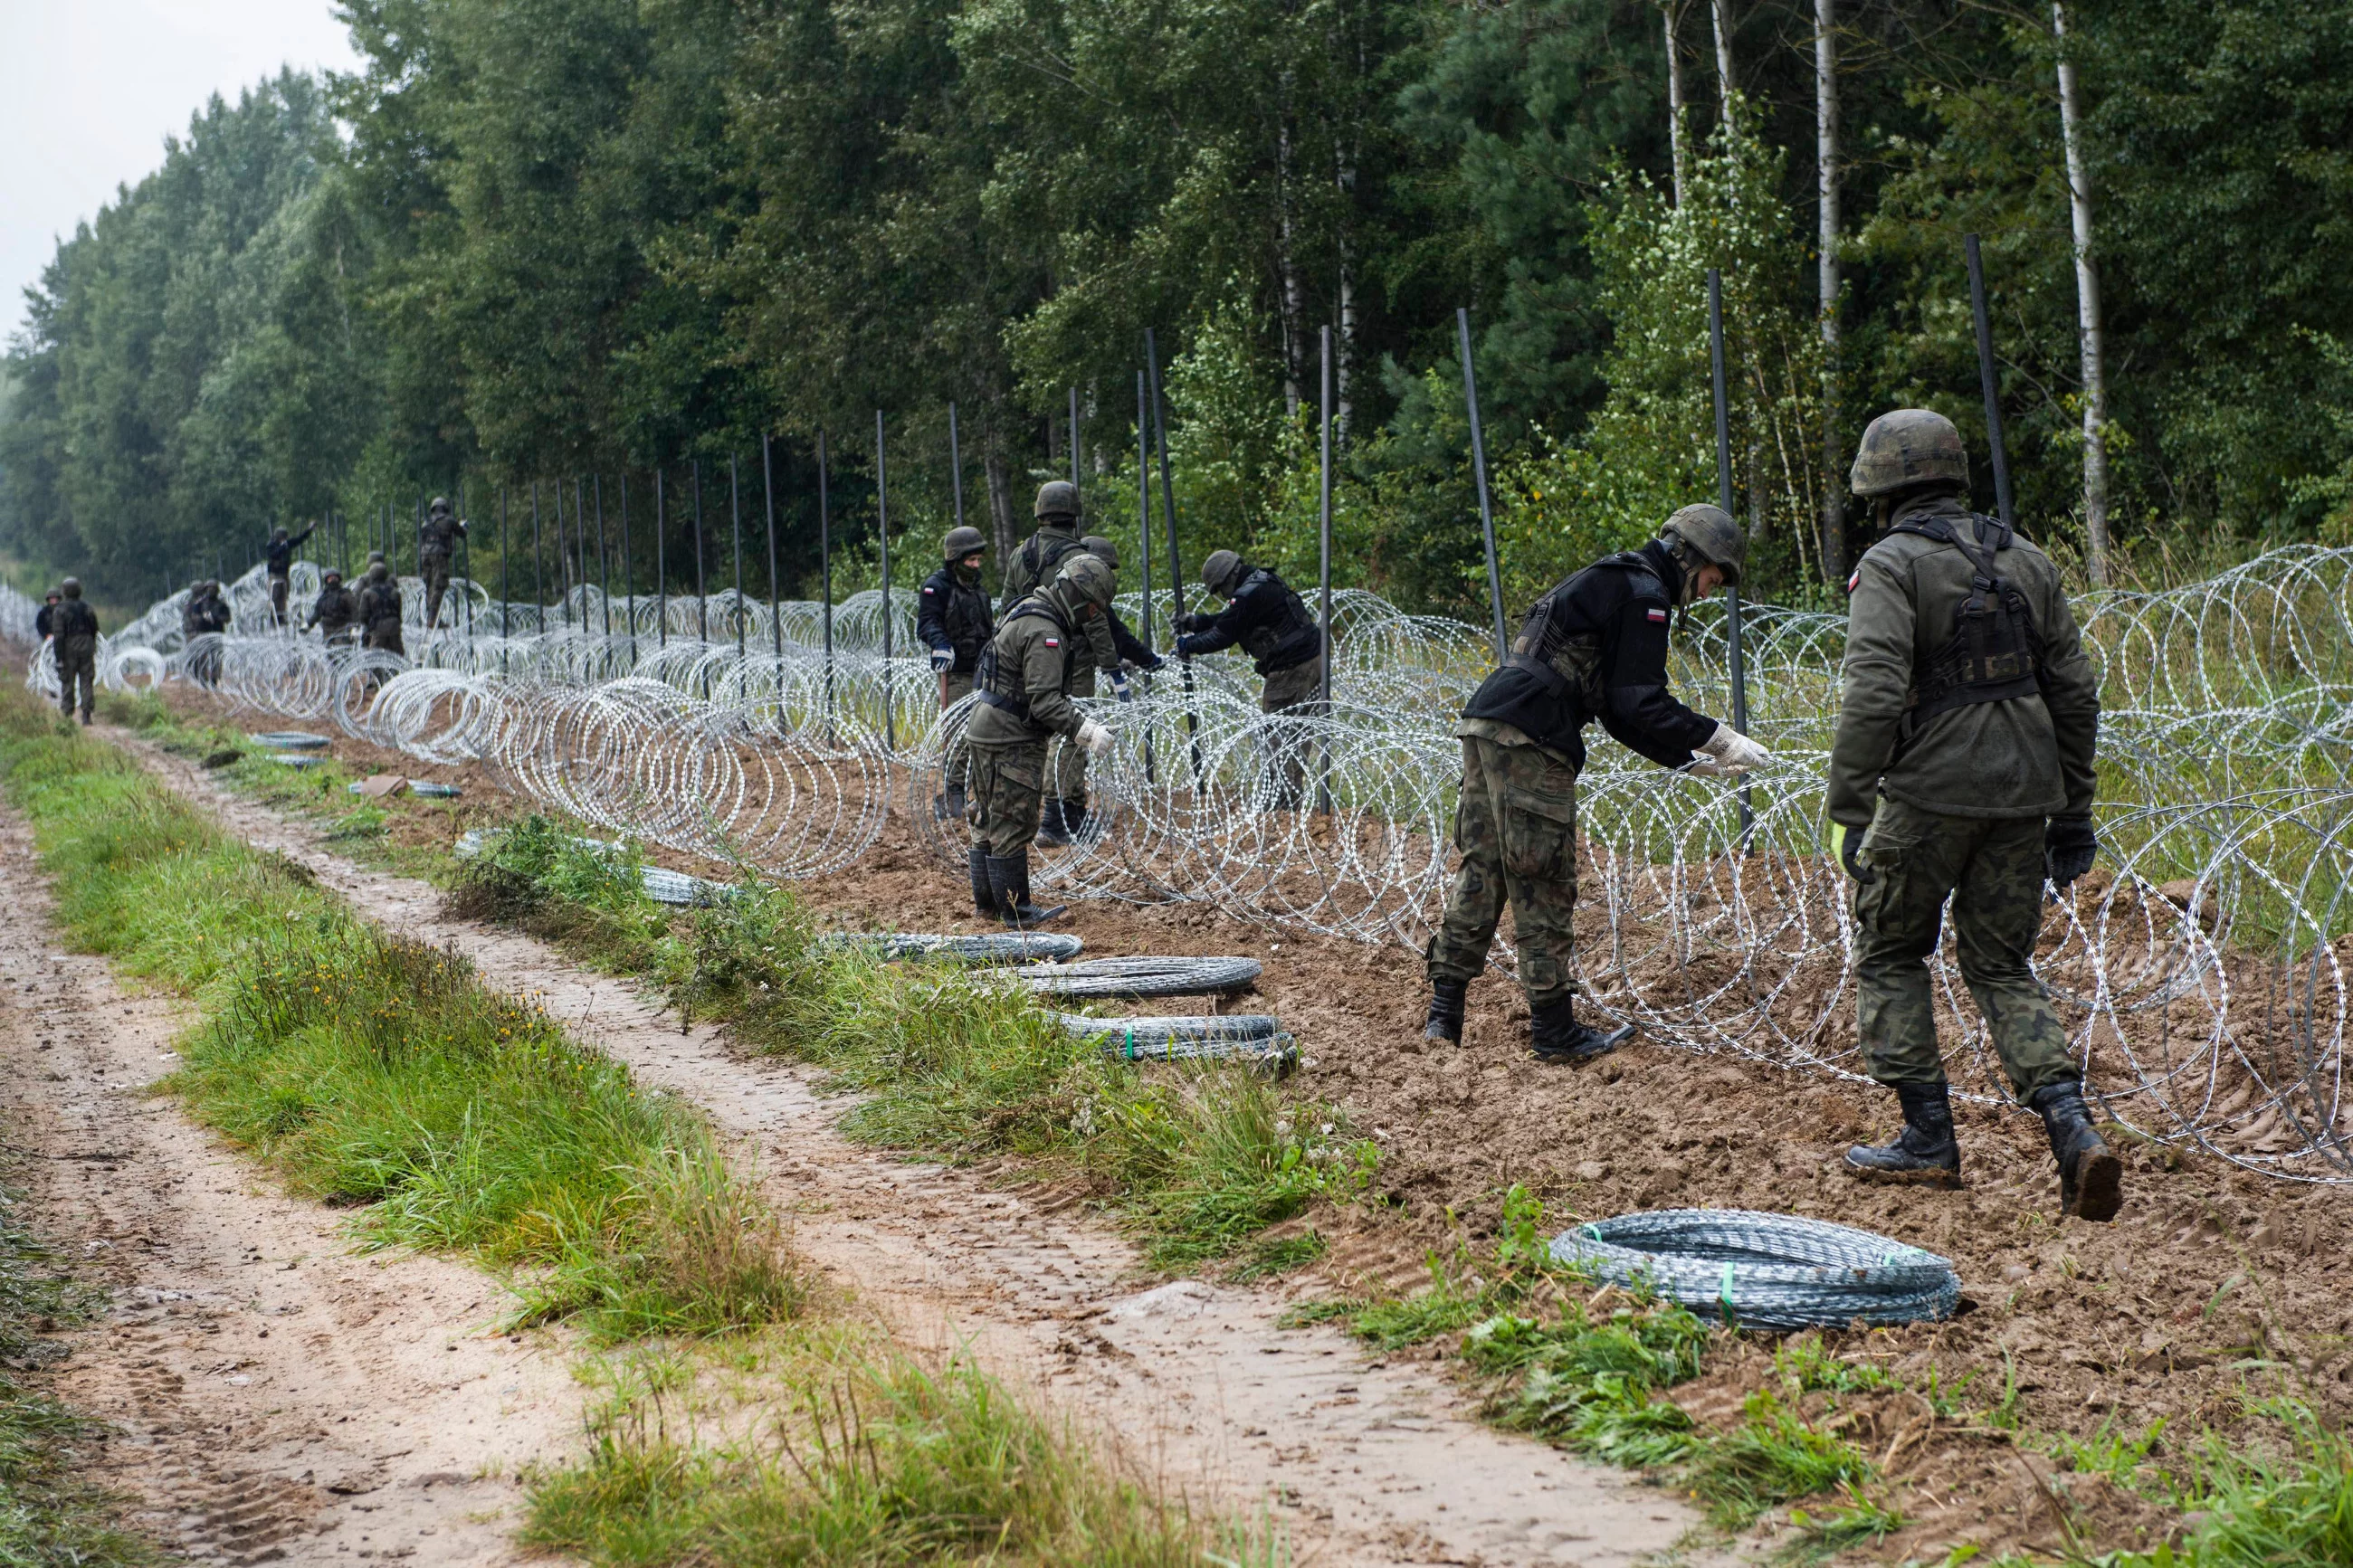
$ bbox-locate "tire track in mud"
[0,811,584,1566]
[114,727,1733,1568]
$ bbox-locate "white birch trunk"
[1338,146,1358,443]
[1664,3,1687,205]
[1816,0,1843,578]
[1711,0,1735,128]
[2053,0,2111,585]
[1276,110,1304,417]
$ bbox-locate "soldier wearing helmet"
[263,520,316,626]
[418,496,468,630]
[52,578,100,724]
[181,579,231,686]
[1423,505,1770,1063]
[1832,408,2113,1221]
[306,567,360,646]
[1173,549,1325,808]
[357,559,406,659]
[1021,533,1165,848]
[962,552,1119,927]
[919,525,996,819]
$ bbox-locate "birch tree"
[2053,0,2111,585]
[1815,0,1843,579]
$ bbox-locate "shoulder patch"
[1845,569,1860,594]
[1644,606,1668,622]
[1043,637,1060,648]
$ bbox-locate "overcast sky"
[2,0,361,341]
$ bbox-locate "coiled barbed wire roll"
[1007,955,1262,999]
[250,731,329,750]
[823,932,1086,965]
[1050,1011,1297,1070]
[1549,1209,1962,1329]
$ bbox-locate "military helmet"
[1053,552,1115,610]
[428,495,452,518]
[367,549,386,565]
[322,568,342,583]
[1081,535,1119,574]
[1850,408,1968,498]
[272,525,289,543]
[60,578,81,599]
[43,588,59,602]
[941,525,986,561]
[367,562,390,583]
[1034,480,1081,520]
[1200,549,1245,595]
[1658,504,1745,588]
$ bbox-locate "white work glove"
[1692,722,1773,774]
[929,647,954,674]
[1110,669,1133,701]
[1076,717,1115,756]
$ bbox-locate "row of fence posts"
[243,233,2018,825]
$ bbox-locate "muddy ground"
[159,689,2353,1562]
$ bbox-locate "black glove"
[2045,815,2097,889]
[1837,824,1872,884]
[1141,651,1166,672]
[1173,634,1198,660]
[1174,611,1208,635]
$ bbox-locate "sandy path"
[116,728,1729,1568]
[0,810,586,1566]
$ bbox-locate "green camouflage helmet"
[1200,548,1245,595]
[942,525,986,561]
[1052,552,1115,613]
[1034,480,1081,520]
[1081,534,1119,573]
[1850,408,1968,498]
[1659,504,1745,588]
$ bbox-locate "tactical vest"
[1462,552,1656,752]
[974,596,1071,722]
[314,587,357,631]
[1009,528,1085,600]
[1884,512,2047,745]
[938,570,994,669]
[1233,570,1321,671]
[359,582,402,630]
[53,602,99,646]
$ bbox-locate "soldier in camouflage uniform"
[357,562,405,656]
[263,522,315,626]
[1833,408,2117,1221]
[1175,550,1327,809]
[1033,534,1163,846]
[418,497,467,630]
[918,526,995,820]
[51,579,100,725]
[1424,507,1769,1061]
[996,483,1120,844]
[305,568,359,645]
[965,553,1119,925]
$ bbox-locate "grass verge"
[0,693,804,1341]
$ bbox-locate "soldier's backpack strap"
[973,596,1070,718]
[1887,512,2050,749]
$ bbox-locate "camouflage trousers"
[1260,653,1327,810]
[967,740,1047,856]
[1426,736,1580,1008]
[269,573,291,626]
[941,670,974,790]
[420,554,452,629]
[56,643,95,720]
[1853,796,2076,1099]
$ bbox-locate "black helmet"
[272,525,289,543]
[323,567,343,583]
[1034,480,1081,521]
[1659,504,1746,589]
[1850,408,1968,498]
[60,577,81,599]
[1081,535,1119,574]
[1052,553,1115,612]
[942,525,986,561]
[1200,549,1245,596]
[428,495,453,518]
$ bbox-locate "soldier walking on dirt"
[918,526,996,821]
[52,579,100,725]
[965,554,1119,926]
[1173,552,1326,808]
[306,568,359,646]
[417,498,467,630]
[262,522,315,627]
[1422,507,1768,1062]
[1831,408,2118,1221]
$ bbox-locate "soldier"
[918,525,995,820]
[965,553,1119,926]
[306,567,360,645]
[1032,534,1163,847]
[262,522,316,626]
[418,497,467,630]
[51,578,100,725]
[1173,551,1325,807]
[357,561,406,659]
[33,589,59,642]
[182,580,230,687]
[1830,408,2115,1221]
[1423,507,1769,1061]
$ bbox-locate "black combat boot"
[986,851,1068,927]
[1034,798,1071,849]
[1529,998,1634,1064]
[943,784,967,821]
[2029,1080,2123,1222]
[1062,794,1096,846]
[1424,978,1467,1044]
[1843,1080,1963,1188]
[967,846,994,916]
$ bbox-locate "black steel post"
[620,473,637,665]
[1136,369,1158,784]
[1456,307,1507,662]
[1708,268,1755,844]
[819,430,834,738]
[1319,324,1335,815]
[498,486,509,672]
[594,475,611,638]
[655,468,668,649]
[1069,385,1081,489]
[762,434,782,665]
[1964,233,2015,528]
[876,409,893,751]
[530,481,545,634]
[1145,328,1205,784]
[691,459,707,646]
[730,455,745,659]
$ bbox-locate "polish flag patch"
[1043,638,1060,648]
[1645,607,1668,622]
[921,585,936,594]
[1846,569,1861,594]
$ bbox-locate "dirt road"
[110,730,1729,1566]
[0,810,585,1565]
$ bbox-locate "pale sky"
[2,0,362,340]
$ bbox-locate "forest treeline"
[3,0,2348,613]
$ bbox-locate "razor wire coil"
[1549,1209,1962,1329]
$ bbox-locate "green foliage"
[2106,1402,2353,1568]
[0,702,805,1343]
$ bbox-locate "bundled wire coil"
[1010,955,1261,999]
[266,754,326,768]
[251,731,329,750]
[1051,1011,1296,1071]
[1549,1209,1961,1330]
[824,932,1085,965]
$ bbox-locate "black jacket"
[33,605,53,639]
[263,525,315,576]
[52,600,99,645]
[1460,539,1717,771]
[916,565,995,673]
[1175,565,1320,674]
[183,595,230,636]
